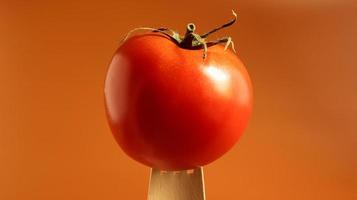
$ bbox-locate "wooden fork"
[148,167,206,200]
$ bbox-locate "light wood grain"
[148,167,206,200]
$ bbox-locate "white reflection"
[104,54,130,122]
[203,65,231,95]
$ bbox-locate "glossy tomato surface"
[104,34,253,170]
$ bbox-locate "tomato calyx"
[122,10,238,60]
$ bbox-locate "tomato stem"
[178,10,237,59]
[122,10,238,60]
[200,10,237,38]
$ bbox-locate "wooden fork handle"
[148,167,206,200]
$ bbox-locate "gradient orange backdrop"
[1,0,356,199]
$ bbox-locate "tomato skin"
[104,34,253,170]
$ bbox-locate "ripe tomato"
[104,33,253,170]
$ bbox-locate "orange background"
[1,0,356,199]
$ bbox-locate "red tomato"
[104,33,253,170]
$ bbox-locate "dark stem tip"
[186,23,196,33]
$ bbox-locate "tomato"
[104,32,253,170]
